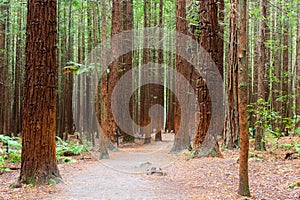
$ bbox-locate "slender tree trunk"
[272,1,281,126]
[171,0,190,152]
[296,0,300,128]
[20,0,61,184]
[12,6,23,136]
[154,0,164,142]
[166,35,175,132]
[57,4,67,138]
[0,2,7,135]
[141,0,152,144]
[255,0,267,151]
[118,0,134,142]
[281,0,290,135]
[237,0,250,196]
[62,2,74,139]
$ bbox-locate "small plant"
[189,150,196,159]
[48,178,56,185]
[248,152,264,159]
[210,149,217,157]
[0,135,22,168]
[289,180,300,189]
[61,157,76,163]
[56,136,86,162]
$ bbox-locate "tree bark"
[224,0,239,149]
[194,0,222,157]
[280,0,290,136]
[254,0,267,151]
[0,2,7,135]
[20,0,61,184]
[101,0,121,142]
[171,0,190,152]
[154,0,164,142]
[296,0,300,128]
[237,0,251,196]
[12,6,23,136]
[141,0,152,144]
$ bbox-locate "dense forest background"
[0,0,299,197]
[0,0,299,146]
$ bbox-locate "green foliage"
[0,135,22,168]
[48,178,57,185]
[289,180,300,189]
[0,135,22,150]
[189,150,196,159]
[248,99,297,138]
[56,136,86,163]
[7,151,21,163]
[248,152,264,159]
[210,149,217,157]
[61,157,76,163]
[64,61,94,75]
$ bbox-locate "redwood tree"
[194,0,223,157]
[238,0,250,196]
[296,0,300,127]
[254,0,268,151]
[172,0,190,152]
[224,0,239,149]
[0,2,7,135]
[20,0,61,184]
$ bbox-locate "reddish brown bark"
[255,0,267,151]
[171,0,191,152]
[12,6,23,136]
[296,0,300,128]
[0,2,7,135]
[224,0,239,149]
[101,0,121,141]
[237,0,250,196]
[194,0,222,157]
[20,0,61,184]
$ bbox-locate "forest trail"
[53,133,189,199]
[0,135,299,199]
[50,134,300,200]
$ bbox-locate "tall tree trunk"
[57,4,67,138]
[99,0,109,159]
[254,0,267,151]
[272,0,281,127]
[62,2,74,139]
[172,0,190,152]
[224,0,239,149]
[296,0,300,128]
[119,0,134,142]
[154,0,164,142]
[141,0,152,144]
[12,6,23,136]
[101,0,121,142]
[0,2,7,135]
[20,0,61,184]
[237,0,250,196]
[165,36,175,133]
[281,0,290,135]
[194,0,222,157]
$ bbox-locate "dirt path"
[53,134,188,200]
[0,134,299,199]
[51,134,299,200]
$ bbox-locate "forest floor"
[0,134,299,200]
